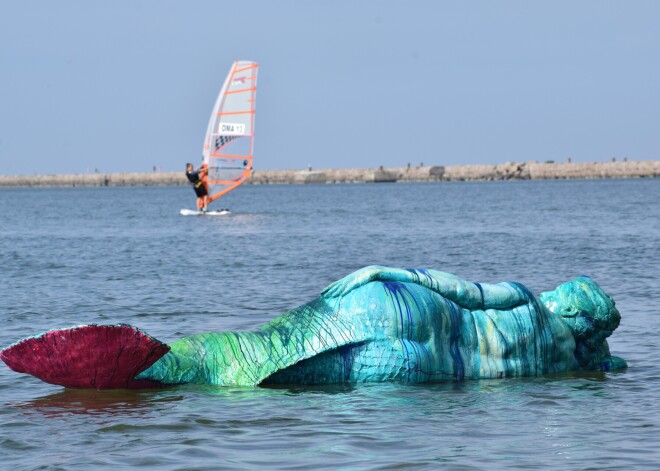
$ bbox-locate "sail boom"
[209,168,251,173]
[210,153,252,159]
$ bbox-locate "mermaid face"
[540,276,621,345]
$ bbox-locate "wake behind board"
[0,324,169,389]
[180,208,230,216]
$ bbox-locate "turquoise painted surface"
[140,266,625,386]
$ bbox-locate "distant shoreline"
[0,160,658,187]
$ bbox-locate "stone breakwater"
[1,160,658,187]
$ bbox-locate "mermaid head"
[540,276,624,370]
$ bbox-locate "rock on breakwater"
[1,161,658,187]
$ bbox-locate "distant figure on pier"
[185,162,209,211]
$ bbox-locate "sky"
[1,1,658,175]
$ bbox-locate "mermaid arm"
[322,266,531,311]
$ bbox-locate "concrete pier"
[0,160,658,187]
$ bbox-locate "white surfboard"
[180,209,231,216]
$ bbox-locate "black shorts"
[193,183,208,197]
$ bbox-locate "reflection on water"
[8,372,618,421]
[12,388,184,418]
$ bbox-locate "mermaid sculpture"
[0,266,626,389]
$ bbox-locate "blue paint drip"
[417,269,436,292]
[382,282,404,340]
[474,282,485,309]
[391,279,459,380]
[397,281,436,380]
[383,282,414,339]
[510,281,555,374]
[405,268,419,283]
[444,299,465,380]
[383,281,424,382]
[338,344,355,382]
[382,283,408,377]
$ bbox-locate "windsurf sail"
[202,60,258,204]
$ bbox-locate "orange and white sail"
[202,60,258,203]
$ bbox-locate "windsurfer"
[185,162,209,211]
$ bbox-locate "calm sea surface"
[1,179,659,470]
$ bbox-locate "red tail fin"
[0,324,169,389]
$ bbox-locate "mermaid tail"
[0,324,169,389]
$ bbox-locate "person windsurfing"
[185,162,209,211]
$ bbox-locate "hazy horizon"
[1,1,658,176]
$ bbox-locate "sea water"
[0,179,659,470]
